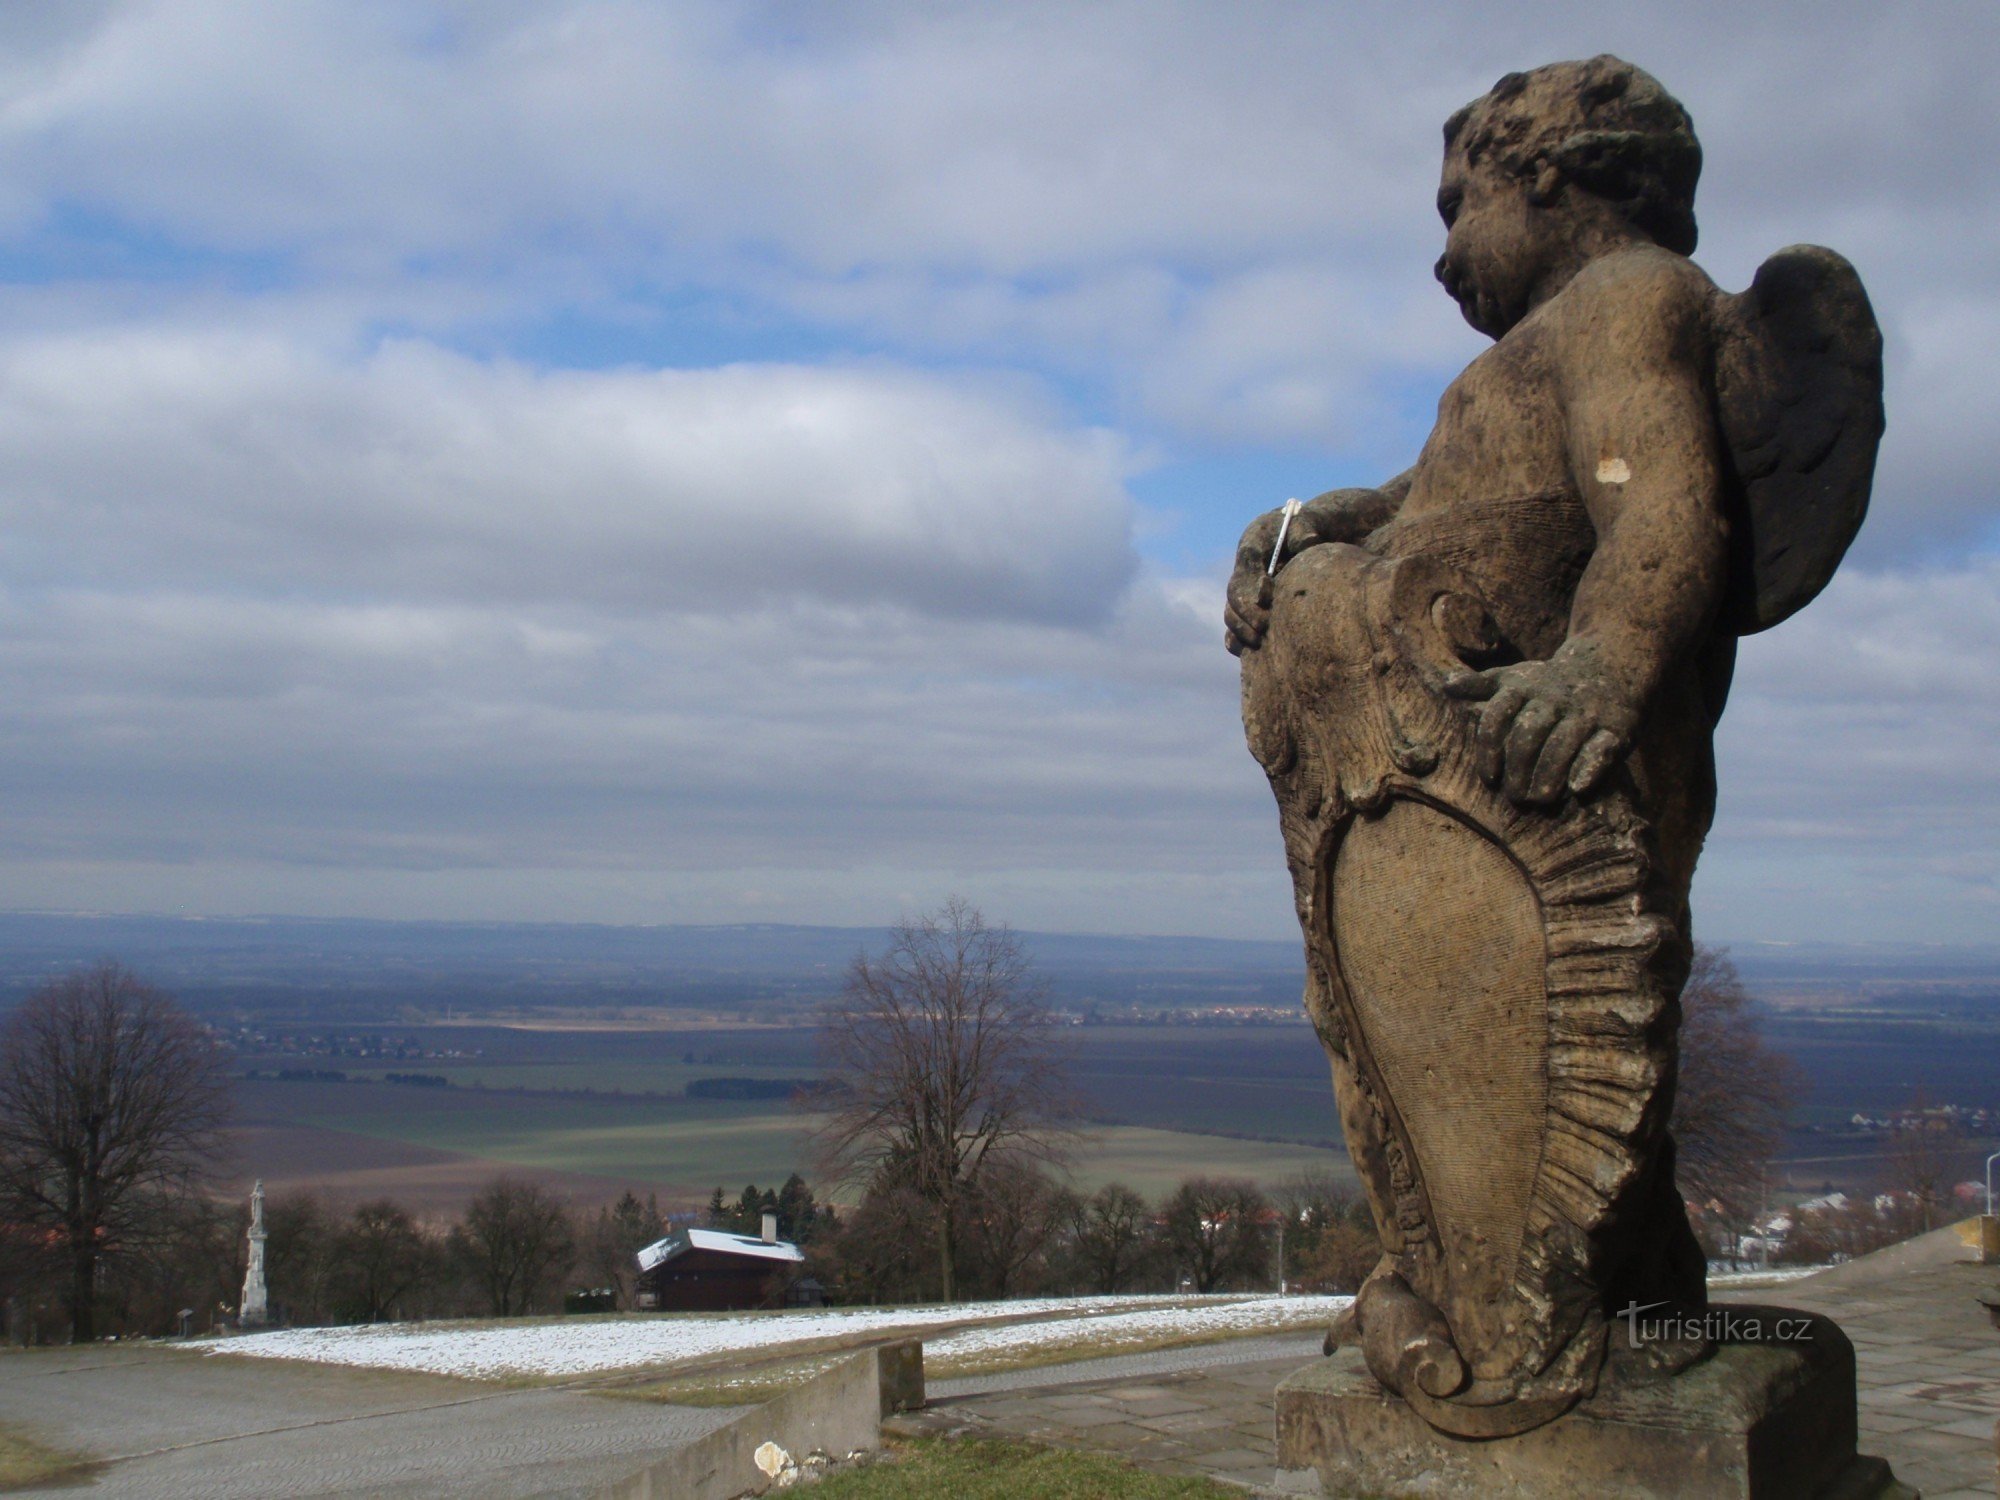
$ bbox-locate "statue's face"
[1433,144,1558,340]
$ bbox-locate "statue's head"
[1435,56,1701,337]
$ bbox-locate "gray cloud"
[0,2,1990,938]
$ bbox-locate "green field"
[279,1059,807,1096]
[259,1084,1352,1203]
[1065,1126,1352,1199]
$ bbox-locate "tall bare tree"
[810,898,1075,1301]
[1671,945,1801,1217]
[0,963,230,1341]
[336,1199,435,1323]
[454,1177,576,1316]
[1160,1176,1272,1293]
[1066,1182,1159,1294]
[958,1161,1067,1298]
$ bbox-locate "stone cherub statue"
[1227,57,1882,1438]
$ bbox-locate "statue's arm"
[1224,470,1414,655]
[1446,260,1726,802]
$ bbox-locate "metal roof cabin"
[634,1212,807,1312]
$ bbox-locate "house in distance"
[634,1212,812,1311]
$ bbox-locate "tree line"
[0,1173,680,1343]
[807,1164,1375,1305]
[0,912,1846,1341]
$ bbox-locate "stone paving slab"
[0,1343,732,1498]
[930,1237,2000,1496]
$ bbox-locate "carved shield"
[1243,537,1683,1436]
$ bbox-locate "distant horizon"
[5,905,1999,962]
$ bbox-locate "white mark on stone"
[1596,457,1631,485]
[754,1441,792,1479]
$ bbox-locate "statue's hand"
[1224,508,1287,656]
[1443,645,1639,805]
[1225,489,1398,655]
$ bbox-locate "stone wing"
[1713,245,1885,635]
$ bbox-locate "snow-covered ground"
[200,1293,1343,1381]
[1707,1265,1826,1288]
[198,1269,1821,1383]
[931,1295,1343,1365]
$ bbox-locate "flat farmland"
[232,1076,817,1207]
[225,1016,2000,1211]
[228,1023,1358,1208]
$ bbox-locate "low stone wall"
[596,1340,924,1500]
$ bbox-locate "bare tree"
[0,963,231,1341]
[454,1177,576,1316]
[959,1161,1068,1298]
[1274,1168,1378,1293]
[266,1191,343,1324]
[1066,1183,1159,1294]
[335,1200,435,1323]
[1883,1090,1963,1234]
[581,1190,663,1308]
[1160,1177,1272,1293]
[1671,946,1801,1217]
[810,899,1075,1301]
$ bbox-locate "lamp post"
[1985,1150,2000,1219]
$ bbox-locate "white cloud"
[1,3,1989,496]
[0,325,1136,622]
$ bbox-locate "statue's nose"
[1434,254,1451,287]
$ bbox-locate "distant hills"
[0,910,1306,1020]
[2,909,1997,1023]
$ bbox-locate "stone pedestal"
[1974,1215,2000,1265]
[1275,1308,1913,1499]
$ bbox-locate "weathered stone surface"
[597,1339,922,1500]
[1224,54,1887,1446]
[1275,1310,1912,1499]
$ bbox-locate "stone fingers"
[1568,727,1626,795]
[1501,698,1562,803]
[1471,681,1530,786]
[1527,715,1598,804]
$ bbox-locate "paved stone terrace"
[920,1231,2000,1498]
[0,1343,733,1498]
[1742,1232,2000,1499]
[7,1228,1998,1496]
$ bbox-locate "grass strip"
[0,1424,97,1489]
[811,1435,1244,1499]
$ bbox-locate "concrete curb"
[594,1340,923,1499]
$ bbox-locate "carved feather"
[1713,245,1886,635]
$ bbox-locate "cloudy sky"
[0,1,1992,944]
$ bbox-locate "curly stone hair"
[1444,55,1702,256]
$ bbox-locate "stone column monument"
[240,1179,269,1328]
[1225,56,1905,1498]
